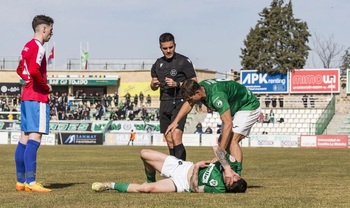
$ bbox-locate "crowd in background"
[48,91,158,122]
[0,91,158,122]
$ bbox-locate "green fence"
[315,96,335,135]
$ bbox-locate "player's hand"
[165,77,176,87]
[165,122,178,135]
[151,78,161,88]
[223,168,238,187]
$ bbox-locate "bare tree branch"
[311,32,344,68]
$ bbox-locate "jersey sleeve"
[183,58,196,79]
[150,62,157,78]
[16,58,29,82]
[28,47,50,92]
[210,92,230,116]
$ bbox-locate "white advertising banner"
[182,134,200,146]
[200,134,249,147]
[0,132,8,144]
[201,134,219,146]
[300,135,317,147]
[250,134,298,148]
[10,132,55,145]
[104,133,152,146]
[152,133,167,146]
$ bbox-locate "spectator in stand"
[56,102,64,120]
[302,94,308,108]
[146,94,151,107]
[278,94,284,108]
[155,108,160,120]
[118,99,125,111]
[128,110,135,121]
[50,103,58,120]
[140,105,148,121]
[101,94,107,109]
[194,122,203,134]
[271,95,277,108]
[263,113,270,123]
[81,93,88,106]
[134,94,138,107]
[109,108,116,120]
[126,102,134,118]
[82,108,90,120]
[265,94,271,108]
[125,92,131,105]
[204,126,213,134]
[258,112,264,123]
[78,104,84,119]
[95,92,101,105]
[139,92,144,106]
[277,117,284,123]
[309,95,316,108]
[269,109,275,123]
[95,101,103,120]
[113,92,119,107]
[195,101,203,113]
[117,106,126,120]
[107,94,112,108]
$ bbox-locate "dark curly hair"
[180,79,201,100]
[226,178,247,193]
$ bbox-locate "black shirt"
[151,52,196,101]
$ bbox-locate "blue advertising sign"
[240,70,288,93]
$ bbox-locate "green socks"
[113,183,130,192]
[145,171,156,183]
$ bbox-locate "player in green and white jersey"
[165,79,260,180]
[91,145,247,193]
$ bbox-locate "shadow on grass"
[247,185,264,189]
[46,182,85,189]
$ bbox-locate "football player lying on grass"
[92,144,246,193]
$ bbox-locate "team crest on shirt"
[209,179,218,187]
[213,97,223,109]
[170,68,177,76]
[160,63,163,68]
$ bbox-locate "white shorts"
[232,107,261,137]
[160,156,194,192]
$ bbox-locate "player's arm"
[150,63,160,90]
[213,145,238,187]
[16,57,31,82]
[183,57,197,84]
[28,53,50,93]
[190,160,211,192]
[219,109,233,152]
[165,101,193,135]
[150,77,160,91]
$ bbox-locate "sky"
[1,0,350,74]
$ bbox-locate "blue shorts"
[21,101,50,134]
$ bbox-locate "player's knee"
[232,134,244,143]
[140,149,153,160]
